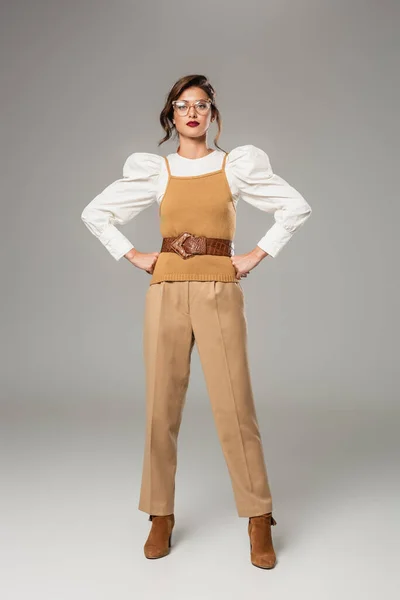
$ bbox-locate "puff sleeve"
[226,145,312,257]
[81,152,162,260]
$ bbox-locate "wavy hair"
[158,74,225,151]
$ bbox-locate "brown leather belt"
[161,232,234,259]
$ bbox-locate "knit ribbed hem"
[150,273,239,285]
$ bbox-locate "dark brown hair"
[158,74,225,151]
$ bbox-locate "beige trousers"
[138,280,273,518]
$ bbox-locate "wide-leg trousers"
[138,280,273,518]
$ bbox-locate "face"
[172,86,214,139]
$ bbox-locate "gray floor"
[1,405,398,599]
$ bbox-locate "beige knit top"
[149,152,239,285]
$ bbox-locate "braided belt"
[161,232,234,259]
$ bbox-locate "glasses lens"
[195,101,211,115]
[174,102,189,115]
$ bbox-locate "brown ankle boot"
[248,512,277,569]
[144,514,175,559]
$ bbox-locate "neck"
[177,136,214,159]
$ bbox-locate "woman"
[81,74,312,569]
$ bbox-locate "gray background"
[1,0,399,598]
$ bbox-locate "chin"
[185,128,207,137]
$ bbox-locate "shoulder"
[226,145,272,173]
[122,152,165,178]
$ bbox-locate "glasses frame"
[172,99,213,116]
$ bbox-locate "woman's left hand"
[230,247,269,279]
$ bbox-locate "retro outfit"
[81,145,312,519]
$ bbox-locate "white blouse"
[81,145,312,261]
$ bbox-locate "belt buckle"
[170,232,206,259]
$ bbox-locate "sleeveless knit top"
[149,152,239,285]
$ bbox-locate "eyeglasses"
[172,99,213,116]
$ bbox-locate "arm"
[81,152,162,261]
[227,144,312,260]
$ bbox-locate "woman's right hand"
[124,249,160,274]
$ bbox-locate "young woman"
[81,74,312,569]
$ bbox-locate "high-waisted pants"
[138,280,273,518]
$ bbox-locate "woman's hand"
[231,246,269,279]
[124,248,160,274]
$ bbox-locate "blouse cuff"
[256,222,294,258]
[98,224,135,261]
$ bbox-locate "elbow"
[80,205,99,237]
[285,202,312,233]
[297,205,312,229]
[298,199,312,225]
[81,205,98,227]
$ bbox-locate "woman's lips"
[186,121,199,127]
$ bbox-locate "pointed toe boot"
[248,512,277,569]
[144,514,175,559]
